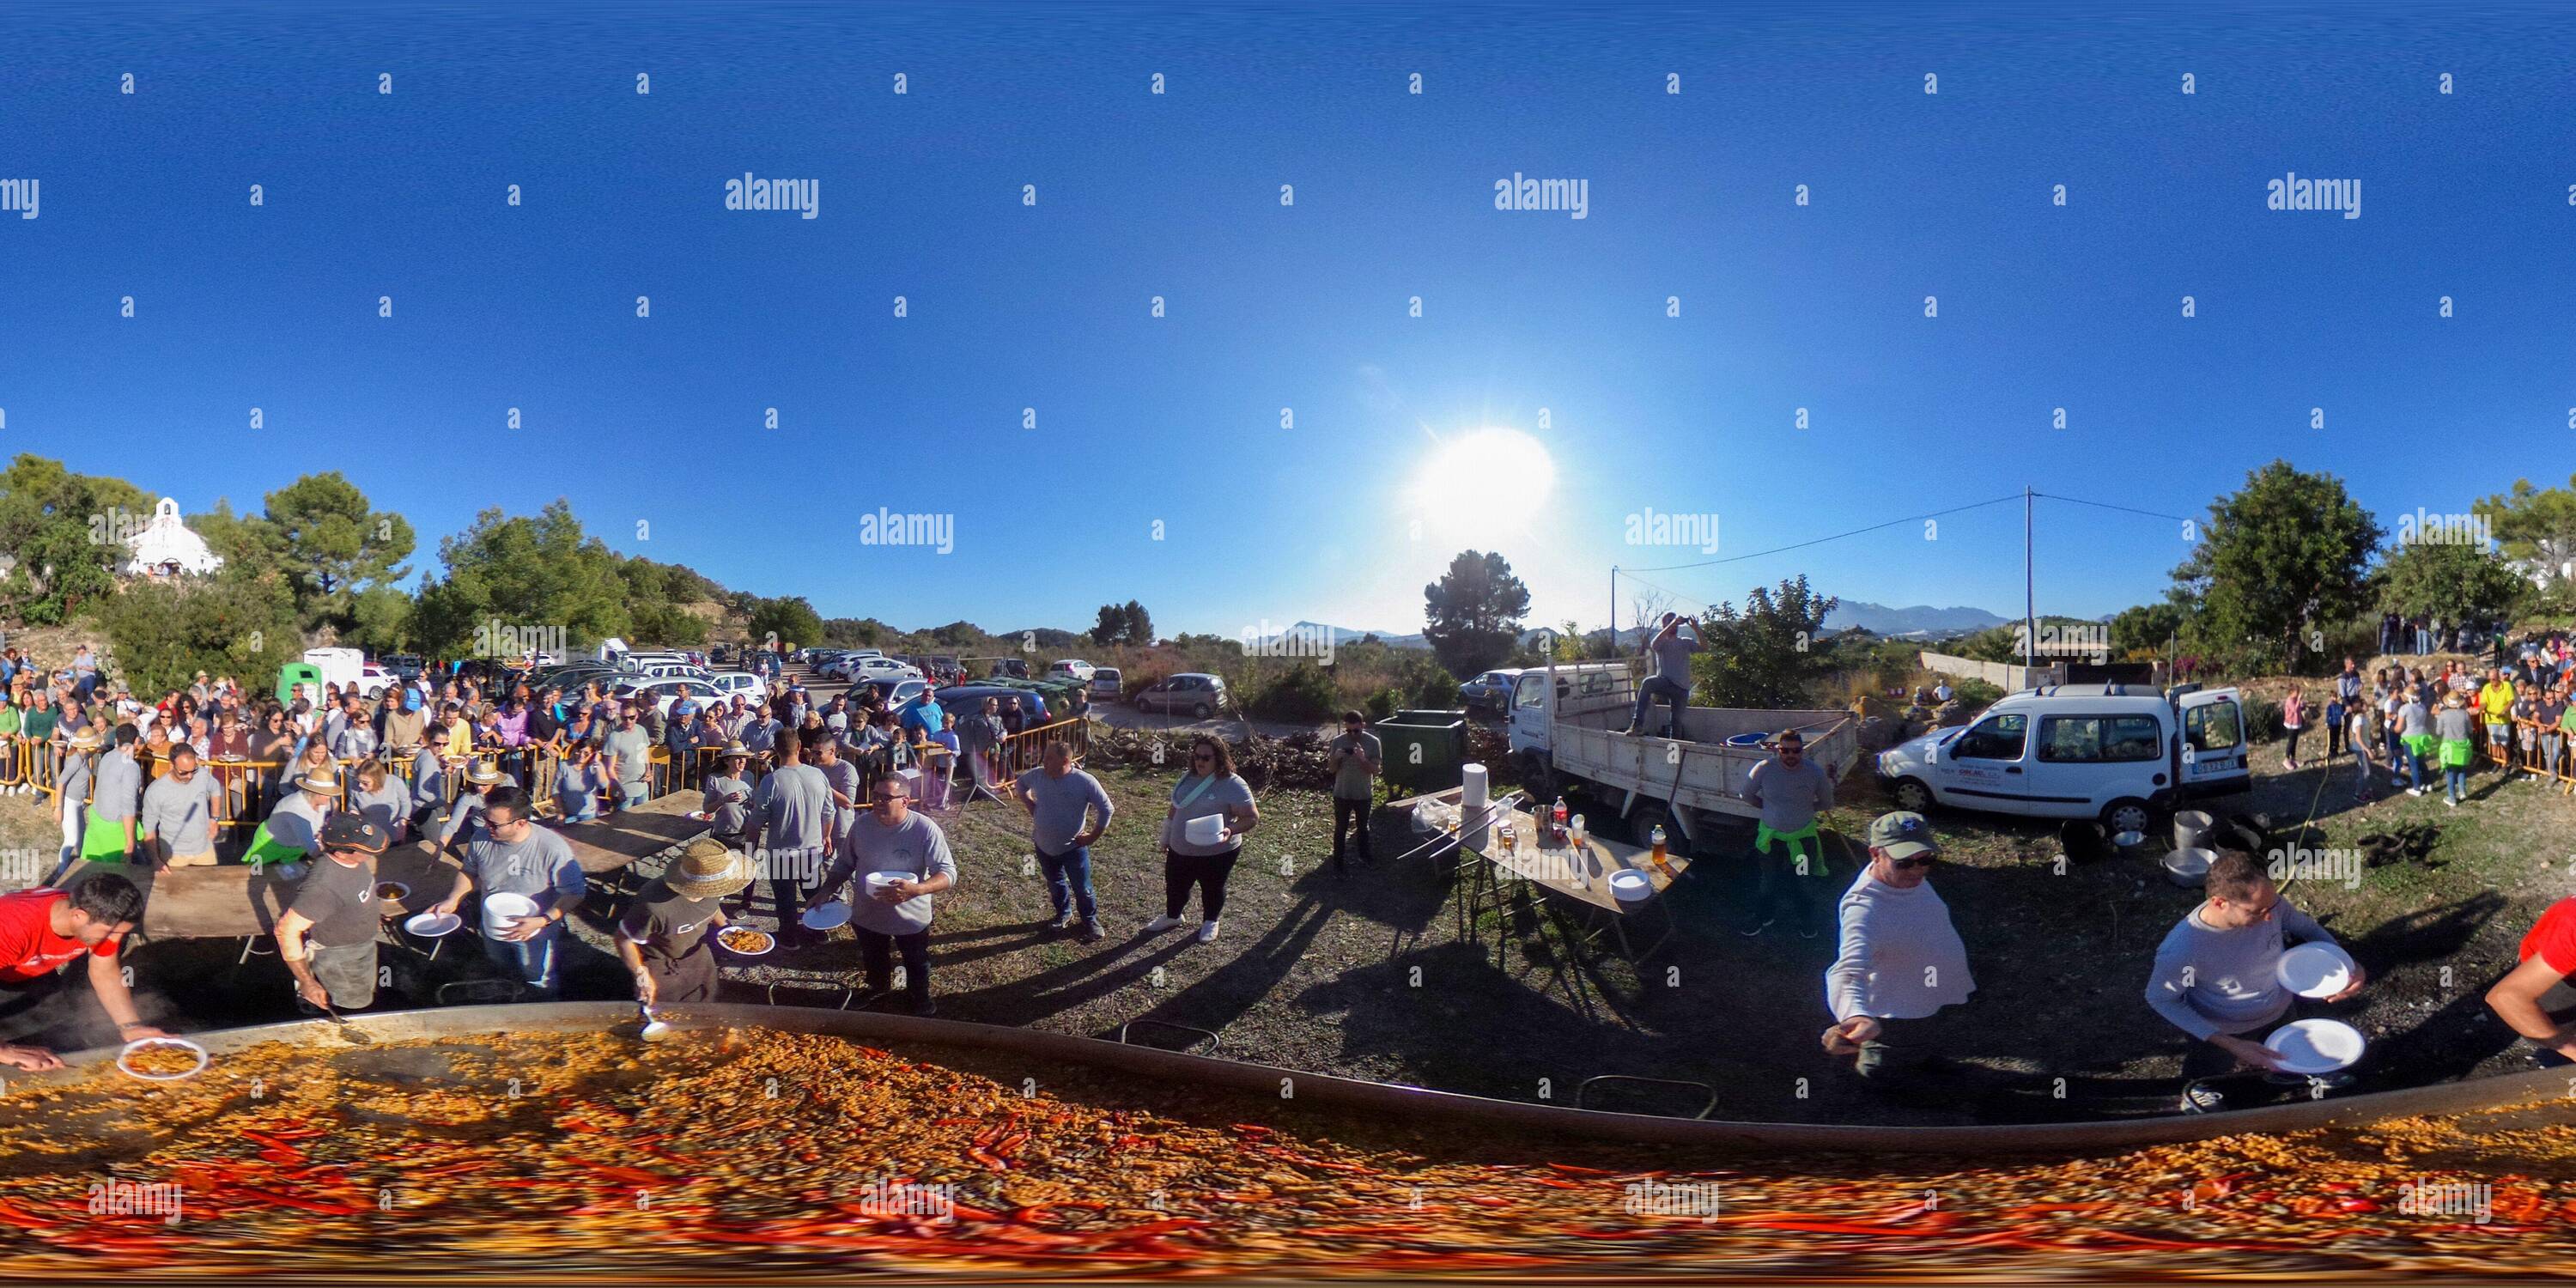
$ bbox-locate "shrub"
[1955,677,2003,708]
[2240,696,2284,743]
[1245,662,1339,723]
[1364,687,1402,720]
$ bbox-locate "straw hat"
[664,837,754,899]
[295,764,343,794]
[2443,690,2467,708]
[717,740,751,762]
[463,759,508,787]
[64,727,104,752]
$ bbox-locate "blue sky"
[3,2,2568,638]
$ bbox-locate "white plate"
[117,1037,210,1082]
[404,911,463,938]
[714,928,776,957]
[1607,870,1654,902]
[2276,941,2357,999]
[2265,1018,2366,1074]
[801,901,852,931]
[685,811,712,822]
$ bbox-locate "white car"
[847,656,924,685]
[1873,682,2250,835]
[1048,659,1097,683]
[614,677,732,720]
[702,670,768,706]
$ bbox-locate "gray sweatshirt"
[2144,899,2336,1040]
[1826,871,1976,1022]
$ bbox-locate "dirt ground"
[3,686,2567,1128]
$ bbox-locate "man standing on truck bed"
[1623,612,1700,738]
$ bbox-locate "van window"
[2184,701,2243,753]
[1514,677,1545,710]
[2038,714,2163,762]
[1955,713,2027,760]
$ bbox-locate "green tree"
[346,582,415,653]
[1691,575,1839,708]
[2476,473,2576,598]
[748,596,825,651]
[0,455,150,624]
[2379,539,2530,631]
[96,566,303,696]
[1422,550,1530,679]
[2110,594,2192,658]
[2171,461,2382,673]
[1121,600,1153,646]
[246,473,416,630]
[410,501,630,656]
[1091,604,1125,645]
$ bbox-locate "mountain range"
[1820,601,2015,638]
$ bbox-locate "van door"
[2032,712,2168,819]
[1508,673,1552,756]
[2178,689,2251,795]
[1935,711,2030,809]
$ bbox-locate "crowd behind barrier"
[9,712,1097,864]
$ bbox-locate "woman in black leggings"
[1145,736,1260,945]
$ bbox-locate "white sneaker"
[1142,915,1183,933]
[1196,920,1221,943]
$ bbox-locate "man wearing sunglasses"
[1821,811,1975,1094]
[2149,848,2363,1114]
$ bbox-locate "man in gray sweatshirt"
[1822,811,1976,1091]
[2148,849,2366,1113]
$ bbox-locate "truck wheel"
[2101,797,2155,837]
[1890,778,1935,814]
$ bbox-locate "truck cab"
[1873,682,2249,835]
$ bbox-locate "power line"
[1619,491,2026,573]
[2033,491,2196,525]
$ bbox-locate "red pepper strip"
[1105,1218,1210,1236]
[256,1147,307,1166]
[1528,1178,1582,1190]
[1996,1202,2117,1216]
[1544,1163,1619,1176]
[966,1147,1007,1170]
[992,1131,1030,1158]
[586,1165,674,1186]
[1461,1195,1512,1208]
[1230,1123,1274,1137]
[258,1193,370,1215]
[935,1204,1005,1224]
[243,1126,327,1141]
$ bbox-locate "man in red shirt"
[2487,897,2576,1065]
[0,874,166,1069]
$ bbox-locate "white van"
[1872,683,2249,835]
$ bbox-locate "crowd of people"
[2281,643,2573,808]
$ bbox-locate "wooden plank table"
[1388,785,1688,963]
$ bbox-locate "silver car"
[1133,672,1229,719]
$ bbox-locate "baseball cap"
[319,811,391,854]
[1867,811,1938,860]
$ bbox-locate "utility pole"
[1609,566,1618,661]
[2024,487,2037,674]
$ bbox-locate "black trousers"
[1164,848,1239,920]
[859,927,931,1005]
[1332,796,1371,863]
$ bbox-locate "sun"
[1406,428,1558,544]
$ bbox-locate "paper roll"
[1461,762,1490,850]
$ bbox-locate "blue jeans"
[481,924,563,997]
[1631,676,1689,735]
[2445,767,2468,800]
[1037,845,1097,920]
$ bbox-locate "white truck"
[1504,657,1861,854]
[300,647,398,701]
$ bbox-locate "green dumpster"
[1376,708,1467,793]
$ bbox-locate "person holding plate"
[424,787,586,999]
[2148,849,2364,1113]
[841,777,956,1015]
[1146,736,1257,944]
[617,837,750,1005]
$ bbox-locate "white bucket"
[1461,762,1490,850]
[480,891,538,939]
[1184,815,1228,848]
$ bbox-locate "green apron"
[240,822,306,870]
[2438,738,2474,769]
[1755,821,1828,878]
[79,807,131,863]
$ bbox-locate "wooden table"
[1390,785,1688,963]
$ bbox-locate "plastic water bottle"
[1649,825,1673,876]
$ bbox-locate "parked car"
[383,653,426,682]
[1133,672,1230,719]
[702,670,768,707]
[1047,659,1097,683]
[855,677,931,711]
[1088,667,1124,701]
[1873,682,2251,835]
[935,683,1052,726]
[848,656,924,685]
[613,676,730,720]
[1459,668,1525,715]
[985,658,1030,680]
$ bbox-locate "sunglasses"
[1888,855,1936,871]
